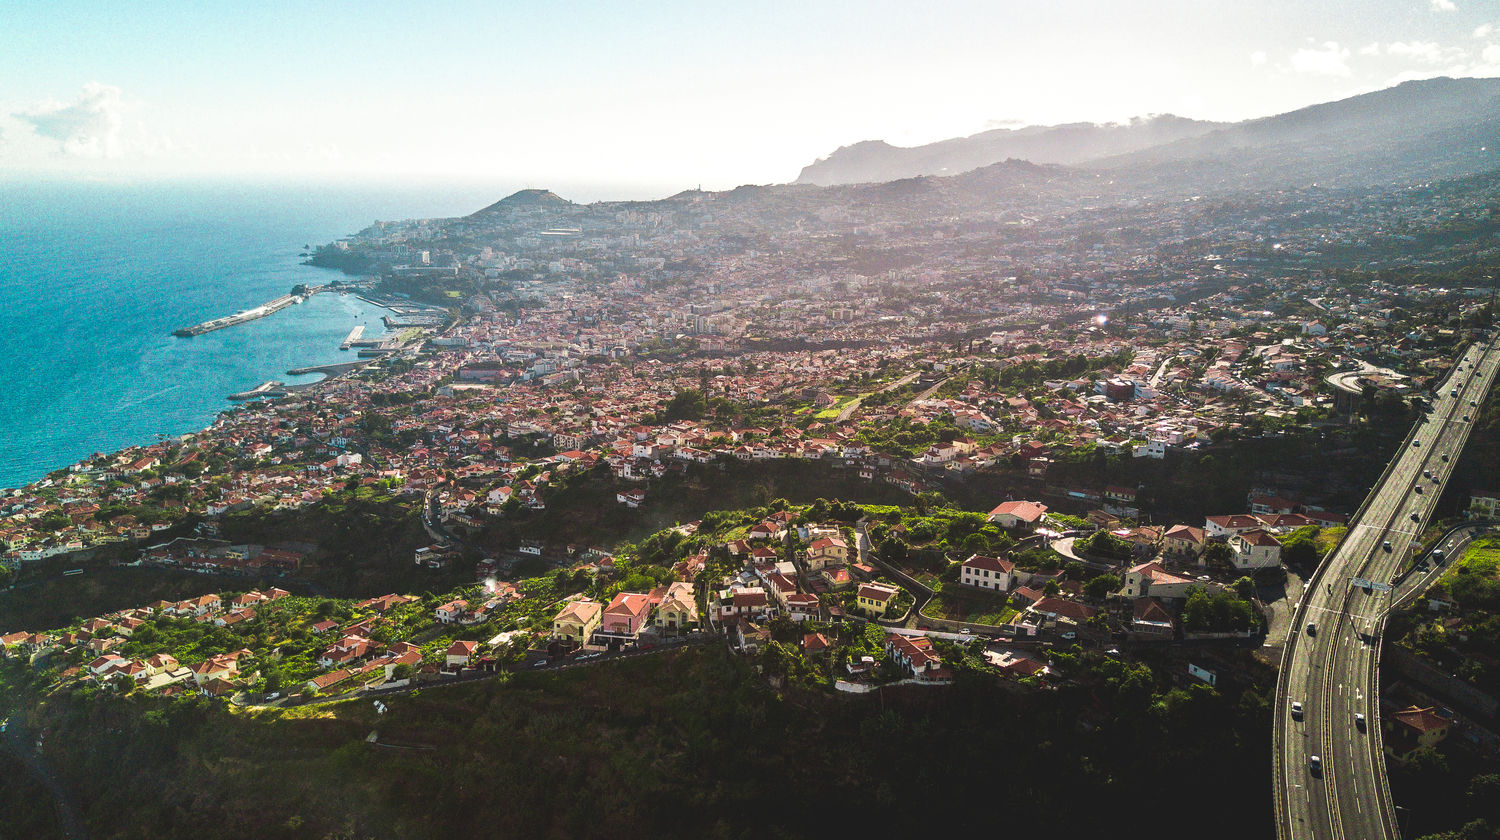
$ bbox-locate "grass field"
[923,592,1018,625]
[1313,525,1347,555]
[1438,535,1500,587]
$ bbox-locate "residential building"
[552,600,602,646]
[856,582,900,617]
[959,554,1014,592]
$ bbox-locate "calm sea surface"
[0,177,579,490]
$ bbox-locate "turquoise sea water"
[0,178,540,490]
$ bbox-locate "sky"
[3,0,1499,197]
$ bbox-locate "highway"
[1273,330,1500,840]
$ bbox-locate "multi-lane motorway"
[1274,331,1500,840]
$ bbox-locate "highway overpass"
[1274,331,1500,840]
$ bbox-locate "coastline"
[0,286,397,492]
[0,178,506,493]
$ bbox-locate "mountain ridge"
[797,76,1500,189]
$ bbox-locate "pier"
[340,325,365,350]
[173,286,324,337]
[286,361,370,378]
[382,314,445,329]
[358,338,405,357]
[228,381,287,401]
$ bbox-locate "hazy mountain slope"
[796,77,1500,194]
[1092,76,1500,192]
[470,188,572,216]
[796,115,1224,186]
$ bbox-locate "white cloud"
[1357,43,1382,56]
[1291,42,1353,77]
[17,82,127,158]
[1250,50,1268,67]
[1476,23,1494,38]
[1484,43,1500,64]
[1431,0,1457,11]
[1387,40,1467,63]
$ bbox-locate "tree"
[1234,576,1256,600]
[1280,526,1321,567]
[1084,574,1121,601]
[879,537,909,565]
[1203,540,1235,574]
[664,388,707,422]
[1181,585,1259,633]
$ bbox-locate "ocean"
[0,177,588,490]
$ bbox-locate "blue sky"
[2,0,1498,195]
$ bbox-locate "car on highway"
[1413,439,1421,447]
[1433,549,1446,565]
[1309,754,1322,774]
[1442,452,1450,461]
[1415,485,1423,494]
[1291,700,1304,719]
[1383,540,1393,551]
[1306,622,1316,636]
[1356,713,1366,731]
[1412,511,1422,521]
[1464,414,1471,421]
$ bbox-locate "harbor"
[173,286,325,337]
[214,291,437,401]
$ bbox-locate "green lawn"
[922,592,1018,625]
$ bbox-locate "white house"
[1231,529,1283,570]
[959,554,1014,592]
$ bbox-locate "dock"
[286,361,370,378]
[173,286,323,337]
[340,325,365,350]
[228,381,287,401]
[358,338,405,358]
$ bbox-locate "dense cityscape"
[4,15,1500,836]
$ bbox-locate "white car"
[1291,701,1304,719]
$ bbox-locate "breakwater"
[173,286,324,337]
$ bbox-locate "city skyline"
[3,0,1500,194]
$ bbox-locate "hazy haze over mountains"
[796,77,1500,192]
[796,115,1224,186]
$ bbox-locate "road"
[1149,355,1177,389]
[1274,331,1500,840]
[904,375,951,408]
[1388,520,1500,611]
[835,371,921,422]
